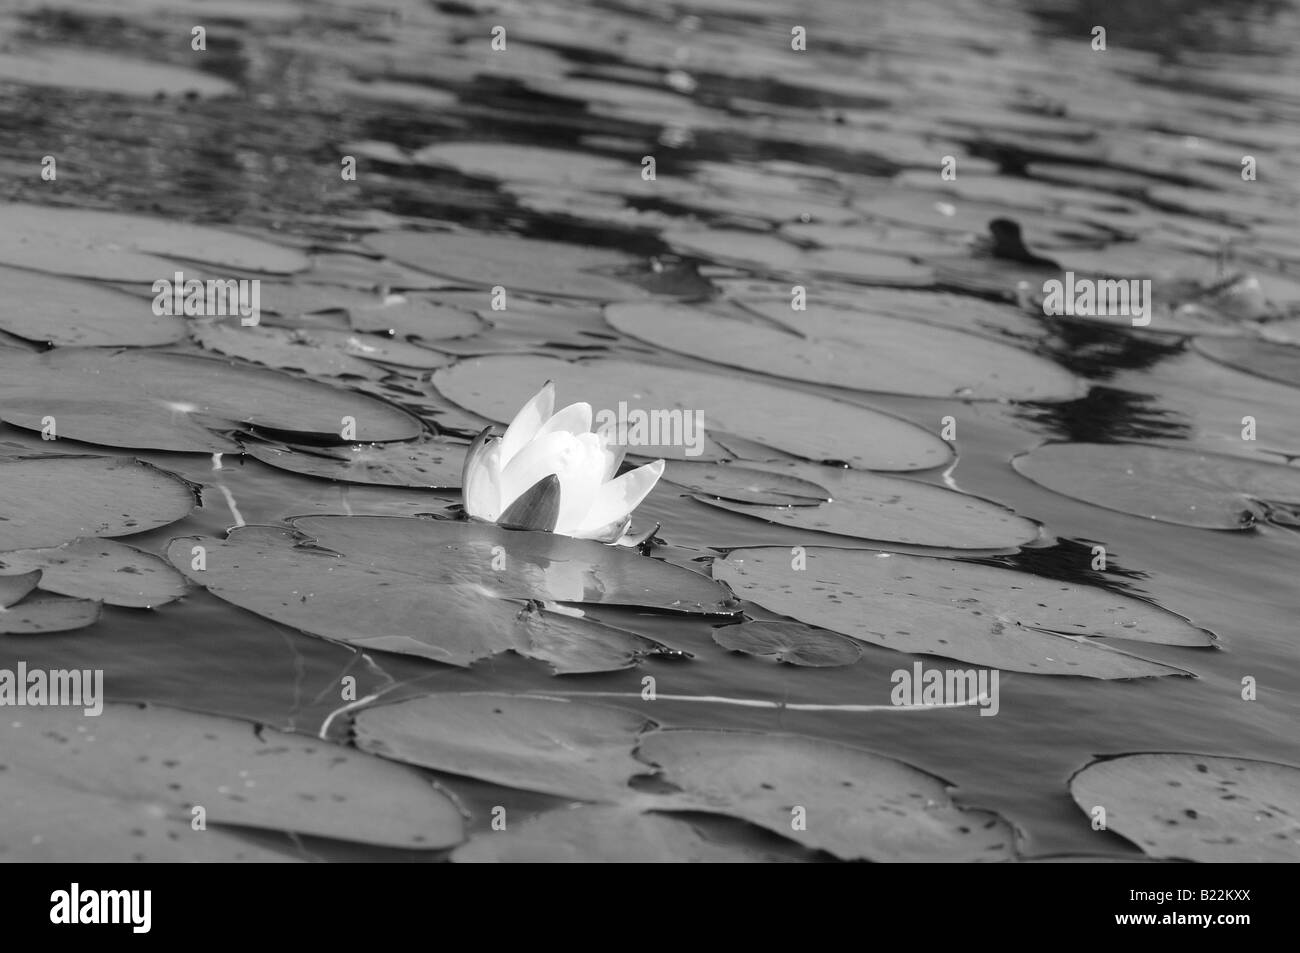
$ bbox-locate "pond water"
[1,0,1298,861]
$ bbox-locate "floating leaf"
[0,349,424,452]
[0,539,187,608]
[0,203,307,281]
[713,621,863,667]
[620,299,1080,400]
[636,730,1017,862]
[714,547,1210,677]
[167,517,731,668]
[0,265,185,347]
[364,230,650,300]
[0,455,196,552]
[0,570,41,607]
[348,295,485,339]
[434,355,952,471]
[451,805,777,862]
[1192,336,1300,390]
[190,321,384,379]
[0,592,101,634]
[1012,442,1300,529]
[0,703,464,861]
[354,693,653,801]
[662,229,934,286]
[694,461,1040,549]
[242,436,467,488]
[1069,753,1300,862]
[662,460,828,504]
[0,47,236,98]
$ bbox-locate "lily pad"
[354,693,653,802]
[0,455,197,552]
[0,265,185,347]
[242,436,467,489]
[622,300,1079,400]
[167,517,731,668]
[191,321,384,379]
[1192,337,1300,390]
[662,229,934,286]
[348,295,485,340]
[1012,442,1300,529]
[364,230,650,301]
[0,47,236,98]
[662,461,829,504]
[694,461,1041,549]
[713,547,1210,677]
[1069,753,1300,862]
[0,348,424,452]
[0,203,308,281]
[434,355,953,471]
[712,621,863,667]
[636,730,1018,862]
[451,805,778,863]
[0,703,464,861]
[0,570,40,607]
[0,592,101,634]
[0,539,187,608]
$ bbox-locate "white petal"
[552,432,607,535]
[573,458,664,538]
[499,381,554,467]
[463,438,503,520]
[535,401,592,440]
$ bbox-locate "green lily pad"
[348,295,485,339]
[0,203,307,281]
[625,299,1080,400]
[1069,753,1300,862]
[0,47,237,98]
[0,455,197,552]
[0,265,185,347]
[662,461,829,504]
[0,703,464,861]
[364,230,651,301]
[636,729,1018,862]
[1192,336,1300,390]
[0,539,188,608]
[166,517,730,668]
[0,570,41,607]
[354,693,653,801]
[241,435,467,488]
[1012,442,1300,529]
[694,460,1041,549]
[0,348,424,452]
[190,321,385,379]
[713,547,1211,677]
[434,355,952,471]
[713,621,863,667]
[662,229,935,286]
[0,592,101,634]
[451,805,780,862]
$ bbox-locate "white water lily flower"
[461,381,665,542]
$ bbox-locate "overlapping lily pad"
[0,591,101,634]
[0,455,197,552]
[242,435,468,489]
[364,230,651,300]
[0,539,187,608]
[0,48,237,98]
[0,703,464,861]
[694,461,1041,549]
[1069,753,1300,862]
[167,516,733,668]
[632,299,1080,400]
[1192,336,1300,389]
[712,621,863,667]
[0,203,308,281]
[0,265,185,346]
[0,349,424,452]
[713,547,1212,677]
[662,461,829,505]
[191,321,385,379]
[354,693,1018,861]
[1012,442,1300,529]
[434,355,953,471]
[662,229,934,286]
[348,295,485,340]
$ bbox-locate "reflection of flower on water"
[462,381,664,543]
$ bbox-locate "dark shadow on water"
[968,536,1148,596]
[1017,385,1189,444]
